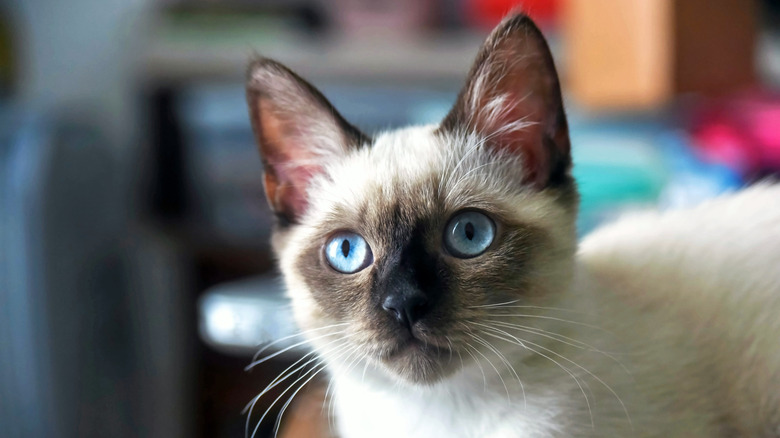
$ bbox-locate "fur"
[246,13,780,438]
[328,184,780,438]
[278,123,780,436]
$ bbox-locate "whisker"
[466,332,513,404]
[516,336,632,429]
[251,323,349,362]
[478,327,595,430]
[484,320,632,376]
[273,343,367,438]
[246,330,347,370]
[469,299,521,309]
[480,305,591,316]
[250,360,324,438]
[485,320,590,349]
[271,362,331,438]
[444,335,455,365]
[244,352,315,423]
[244,338,351,438]
[324,344,364,435]
[462,341,488,392]
[256,335,351,401]
[467,329,526,409]
[485,314,613,334]
[482,324,631,429]
[251,342,355,438]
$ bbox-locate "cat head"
[247,14,577,385]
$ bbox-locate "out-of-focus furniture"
[565,0,757,110]
[0,106,190,438]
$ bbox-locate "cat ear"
[440,14,571,188]
[246,58,369,224]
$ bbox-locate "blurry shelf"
[144,17,485,83]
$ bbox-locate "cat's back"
[579,183,780,435]
[579,183,780,307]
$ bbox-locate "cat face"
[247,15,577,385]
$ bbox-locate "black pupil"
[464,222,475,240]
[341,239,351,257]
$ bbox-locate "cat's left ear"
[246,58,369,225]
[439,14,571,188]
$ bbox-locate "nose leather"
[382,290,430,329]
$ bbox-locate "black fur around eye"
[443,211,496,258]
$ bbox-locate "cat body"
[329,179,780,438]
[245,14,780,438]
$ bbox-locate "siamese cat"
[245,14,780,438]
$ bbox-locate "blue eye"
[324,232,373,273]
[444,211,495,258]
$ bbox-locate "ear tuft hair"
[439,14,571,189]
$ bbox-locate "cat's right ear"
[246,58,369,225]
[439,14,571,189]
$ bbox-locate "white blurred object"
[198,275,303,355]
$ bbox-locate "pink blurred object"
[328,0,435,35]
[690,94,780,177]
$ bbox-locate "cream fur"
[327,183,780,438]
[275,125,780,437]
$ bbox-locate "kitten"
[245,14,780,438]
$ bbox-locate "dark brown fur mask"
[247,14,577,385]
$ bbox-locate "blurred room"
[1,0,779,437]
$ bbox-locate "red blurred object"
[690,94,780,177]
[464,0,560,30]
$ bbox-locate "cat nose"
[382,292,430,329]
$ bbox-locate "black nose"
[382,292,430,329]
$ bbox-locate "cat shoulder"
[577,183,780,436]
[579,182,780,272]
[577,182,780,318]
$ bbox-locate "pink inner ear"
[269,159,322,220]
[474,88,550,188]
[258,99,326,221]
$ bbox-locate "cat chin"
[373,340,460,386]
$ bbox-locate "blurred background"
[1,0,779,437]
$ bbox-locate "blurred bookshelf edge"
[142,12,488,83]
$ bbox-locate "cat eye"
[324,231,373,274]
[444,211,496,258]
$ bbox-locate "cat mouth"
[375,337,455,384]
[382,338,445,360]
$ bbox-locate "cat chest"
[332,377,555,438]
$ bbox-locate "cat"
[245,13,780,438]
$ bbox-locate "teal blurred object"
[569,117,743,236]
[571,123,668,235]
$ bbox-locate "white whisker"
[486,313,613,334]
[250,341,356,438]
[468,329,527,409]
[246,330,347,370]
[251,323,349,362]
[484,320,632,376]
[466,332,512,404]
[478,326,595,430]
[462,341,488,392]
